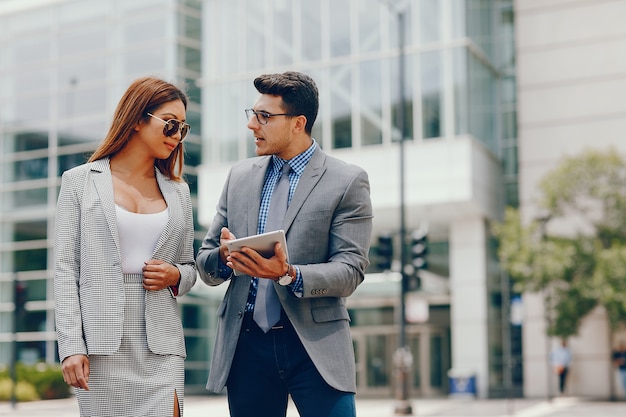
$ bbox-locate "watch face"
[278,275,292,285]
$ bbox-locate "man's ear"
[292,115,307,133]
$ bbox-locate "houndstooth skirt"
[75,273,184,417]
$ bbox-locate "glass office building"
[199,0,519,398]
[0,0,519,399]
[0,0,211,393]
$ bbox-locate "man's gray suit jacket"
[197,147,373,394]
[54,158,197,363]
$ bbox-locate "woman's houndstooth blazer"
[54,158,196,363]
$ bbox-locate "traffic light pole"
[393,7,413,416]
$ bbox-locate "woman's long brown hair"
[89,76,188,181]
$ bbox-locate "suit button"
[238,311,243,318]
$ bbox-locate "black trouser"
[558,366,568,393]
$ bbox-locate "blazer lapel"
[152,169,179,259]
[91,158,121,254]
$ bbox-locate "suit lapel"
[283,148,326,232]
[91,158,121,254]
[247,158,270,234]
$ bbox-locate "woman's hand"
[62,354,90,390]
[142,259,181,291]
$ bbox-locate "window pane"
[184,142,201,167]
[59,58,107,87]
[58,86,106,118]
[301,1,321,61]
[14,248,47,272]
[7,132,49,153]
[119,0,168,12]
[59,1,108,25]
[181,45,201,72]
[124,49,165,77]
[468,52,496,151]
[8,220,48,243]
[59,28,106,57]
[273,1,293,66]
[8,158,49,182]
[217,81,242,162]
[367,335,390,387]
[430,335,444,388]
[59,120,107,146]
[331,66,352,149]
[360,60,382,146]
[14,70,50,95]
[2,188,47,210]
[421,50,442,139]
[16,95,49,124]
[124,18,166,45]
[358,0,381,53]
[6,9,51,37]
[181,14,202,40]
[454,47,469,136]
[330,2,350,58]
[245,2,265,71]
[185,109,201,139]
[420,0,442,43]
[12,40,51,67]
[185,77,202,104]
[59,153,90,175]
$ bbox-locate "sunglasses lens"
[180,125,189,139]
[163,120,179,137]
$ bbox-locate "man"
[550,339,572,395]
[196,71,373,417]
[613,342,626,398]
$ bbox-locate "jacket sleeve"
[196,171,232,286]
[54,170,88,362]
[171,181,197,297]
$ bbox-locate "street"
[2,395,626,417]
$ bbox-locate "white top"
[115,205,169,274]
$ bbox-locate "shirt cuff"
[217,257,233,279]
[290,265,303,298]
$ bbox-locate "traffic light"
[410,230,428,270]
[375,234,394,271]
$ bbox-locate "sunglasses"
[147,113,191,142]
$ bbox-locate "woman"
[54,76,197,417]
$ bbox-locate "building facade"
[516,0,626,399]
[0,0,212,393]
[198,0,519,398]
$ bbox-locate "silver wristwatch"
[276,264,295,286]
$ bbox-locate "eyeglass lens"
[245,109,268,125]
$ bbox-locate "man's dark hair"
[253,71,319,135]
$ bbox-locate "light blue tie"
[254,163,290,333]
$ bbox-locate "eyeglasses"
[147,113,190,142]
[245,109,295,125]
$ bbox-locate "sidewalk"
[2,395,626,416]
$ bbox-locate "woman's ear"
[134,117,144,132]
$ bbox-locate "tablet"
[226,230,288,276]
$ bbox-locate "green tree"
[493,148,626,337]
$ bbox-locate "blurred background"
[0,0,625,404]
